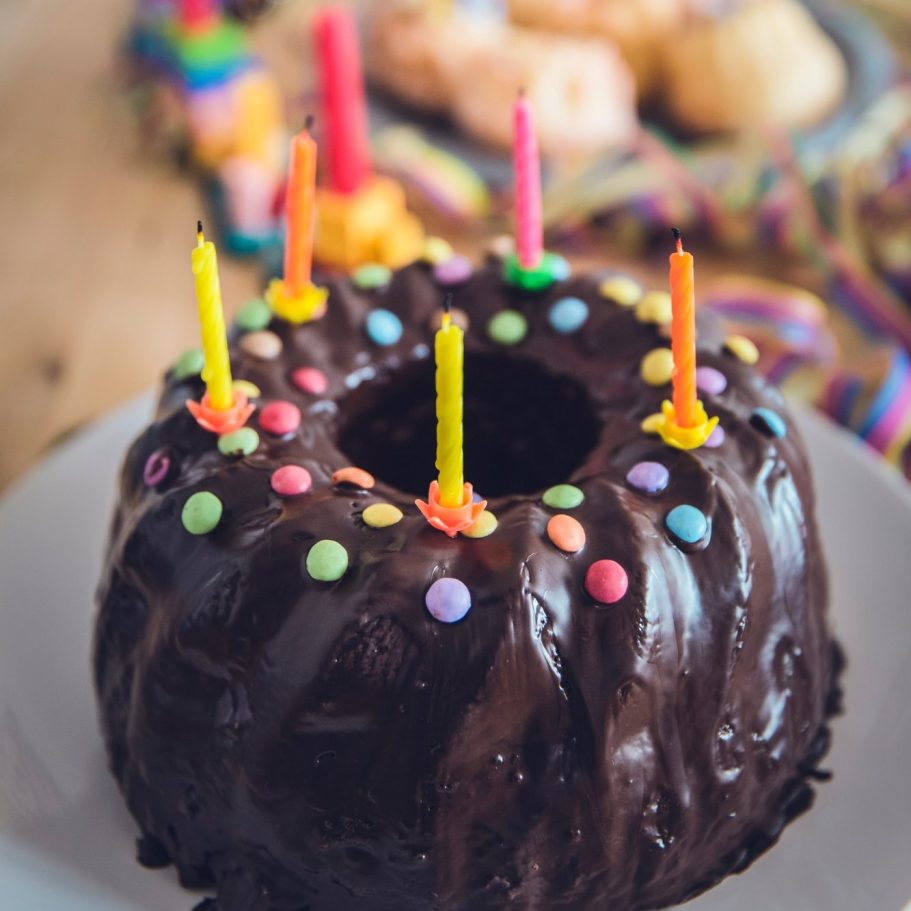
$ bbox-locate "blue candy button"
[366,309,403,346]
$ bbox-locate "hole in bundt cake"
[336,353,601,498]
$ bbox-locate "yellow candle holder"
[416,481,487,538]
[643,399,719,451]
[314,175,424,272]
[264,278,328,324]
[186,389,255,435]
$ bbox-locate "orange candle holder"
[186,389,255,435]
[643,399,718,451]
[314,175,424,272]
[416,481,486,538]
[264,278,328,324]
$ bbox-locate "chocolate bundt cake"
[94,248,836,910]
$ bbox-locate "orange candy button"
[546,514,586,553]
[332,467,376,489]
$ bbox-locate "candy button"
[217,427,259,457]
[666,504,708,544]
[725,334,759,365]
[422,236,454,265]
[487,310,528,346]
[233,379,261,399]
[182,491,223,535]
[546,514,585,553]
[433,255,473,287]
[235,298,272,332]
[332,466,376,489]
[547,253,572,281]
[640,348,674,386]
[363,503,404,528]
[626,461,669,493]
[641,413,663,434]
[549,297,589,334]
[696,366,728,395]
[704,425,725,448]
[366,309,403,346]
[542,484,584,509]
[750,407,787,438]
[305,539,349,582]
[487,234,514,259]
[240,330,283,360]
[172,348,204,380]
[292,366,329,395]
[429,307,470,332]
[143,449,172,487]
[635,291,673,325]
[425,577,472,623]
[260,401,301,436]
[599,276,642,307]
[353,263,392,290]
[271,465,312,496]
[584,560,628,604]
[462,510,498,539]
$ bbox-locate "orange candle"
[284,119,317,295]
[669,228,698,428]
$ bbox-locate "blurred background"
[1,0,909,489]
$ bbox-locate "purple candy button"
[696,366,728,396]
[433,255,473,287]
[425,577,472,624]
[704,425,725,449]
[626,461,669,493]
[143,449,172,487]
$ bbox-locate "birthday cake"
[94,96,837,911]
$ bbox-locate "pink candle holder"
[186,389,255,435]
[416,481,486,538]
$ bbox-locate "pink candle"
[513,94,543,270]
[179,0,216,29]
[312,6,371,195]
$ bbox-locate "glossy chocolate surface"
[94,256,835,910]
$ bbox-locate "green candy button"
[352,263,392,290]
[487,309,528,346]
[235,298,273,332]
[542,484,585,510]
[217,427,259,458]
[181,491,223,535]
[306,539,349,582]
[172,348,205,380]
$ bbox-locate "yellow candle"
[192,223,234,411]
[435,308,464,507]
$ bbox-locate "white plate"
[1,395,909,911]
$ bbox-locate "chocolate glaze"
[94,255,835,910]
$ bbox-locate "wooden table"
[0,0,859,489]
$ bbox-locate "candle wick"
[197,219,205,245]
[671,226,683,254]
[443,293,452,315]
[304,113,315,133]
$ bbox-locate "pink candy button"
[270,465,312,496]
[260,401,301,436]
[292,367,329,395]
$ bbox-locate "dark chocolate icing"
[94,254,835,910]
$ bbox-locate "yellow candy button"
[635,291,673,325]
[232,379,261,399]
[462,510,498,539]
[599,276,642,307]
[421,236,454,265]
[724,334,760,365]
[362,503,404,528]
[640,348,674,386]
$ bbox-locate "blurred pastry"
[450,25,638,157]
[365,2,638,158]
[660,0,848,133]
[506,0,687,98]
